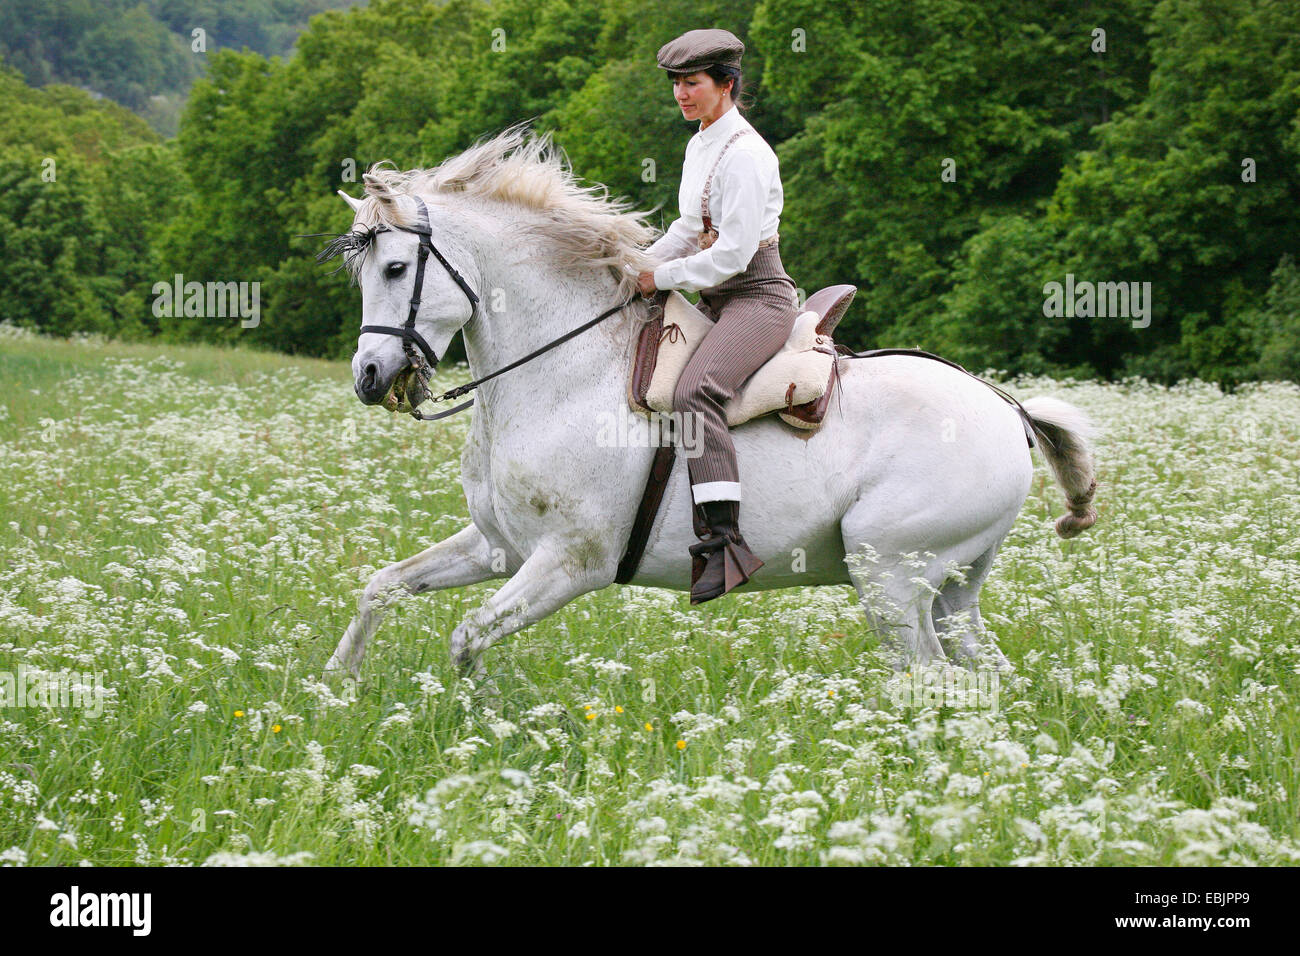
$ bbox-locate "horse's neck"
[461,263,636,429]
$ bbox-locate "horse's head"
[320,128,660,417]
[330,188,478,413]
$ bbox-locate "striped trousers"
[672,240,800,504]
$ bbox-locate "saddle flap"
[641,293,720,413]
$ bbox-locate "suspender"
[698,129,752,250]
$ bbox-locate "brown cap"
[656,28,744,73]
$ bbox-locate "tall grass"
[1,327,1297,865]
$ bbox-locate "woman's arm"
[645,215,700,264]
[653,149,766,293]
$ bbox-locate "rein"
[423,296,639,409]
[312,195,641,423]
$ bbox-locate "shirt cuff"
[653,262,677,290]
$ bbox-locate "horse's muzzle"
[356,363,429,413]
[355,361,393,405]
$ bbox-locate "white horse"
[323,125,1097,680]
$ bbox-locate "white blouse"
[646,105,783,293]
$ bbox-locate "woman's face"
[672,71,731,125]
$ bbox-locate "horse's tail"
[1021,397,1098,539]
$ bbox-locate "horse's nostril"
[362,363,378,392]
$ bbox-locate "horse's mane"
[349,121,659,299]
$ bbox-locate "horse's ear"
[337,189,363,213]
[361,172,395,206]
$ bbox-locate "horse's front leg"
[326,523,506,677]
[449,538,608,680]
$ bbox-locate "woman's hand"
[636,271,658,296]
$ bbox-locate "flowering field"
[1,326,1298,866]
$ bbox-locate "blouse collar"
[695,103,746,146]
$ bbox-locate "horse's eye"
[385,262,406,279]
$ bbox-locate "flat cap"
[656,28,744,73]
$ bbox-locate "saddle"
[628,284,857,431]
[615,283,857,585]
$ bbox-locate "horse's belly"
[622,359,1033,592]
[627,418,857,590]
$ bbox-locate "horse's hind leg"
[842,542,945,668]
[933,540,1010,670]
[326,523,506,678]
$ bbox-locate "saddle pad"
[639,291,834,427]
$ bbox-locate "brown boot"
[688,500,764,604]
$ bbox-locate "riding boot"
[688,499,764,605]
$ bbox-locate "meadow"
[1,324,1298,866]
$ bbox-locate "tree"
[1044,0,1300,382]
[752,0,1156,351]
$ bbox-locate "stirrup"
[688,532,763,604]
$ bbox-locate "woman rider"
[636,28,800,605]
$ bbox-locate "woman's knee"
[673,369,725,413]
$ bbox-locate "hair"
[668,65,751,111]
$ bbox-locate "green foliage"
[2,0,1298,382]
[0,0,362,133]
[0,61,159,158]
[0,146,111,335]
[1248,255,1300,382]
[0,67,184,338]
[939,215,1075,375]
[1042,0,1300,382]
[753,0,1157,350]
[95,144,191,338]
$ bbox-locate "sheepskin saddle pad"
[627,285,856,431]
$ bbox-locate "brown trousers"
[672,241,799,501]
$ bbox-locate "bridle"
[354,196,480,420]
[339,194,639,422]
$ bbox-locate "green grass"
[1,326,1298,866]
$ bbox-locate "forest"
[1,0,1297,384]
